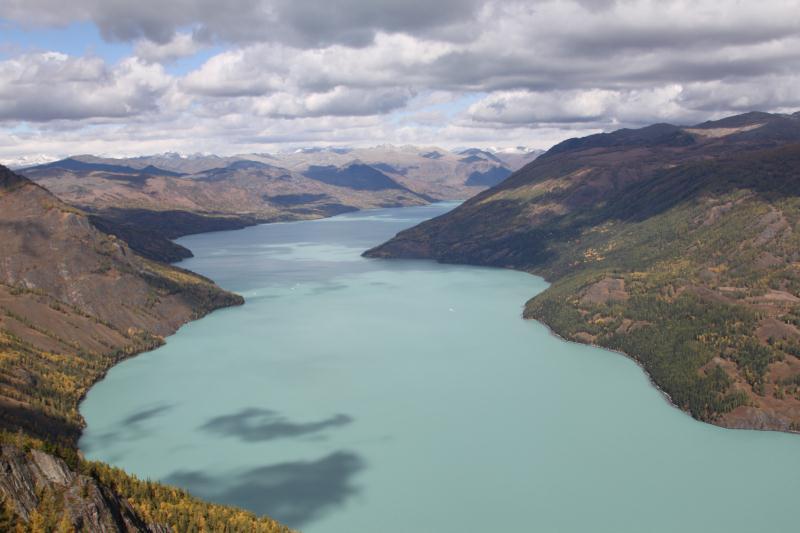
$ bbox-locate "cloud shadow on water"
[82,403,174,454]
[122,404,174,426]
[165,451,365,528]
[200,407,353,442]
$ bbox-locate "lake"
[80,203,800,532]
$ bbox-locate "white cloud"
[2,0,800,159]
[181,47,289,96]
[0,53,173,121]
[252,86,415,118]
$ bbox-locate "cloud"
[0,53,172,121]
[181,47,289,97]
[252,86,415,118]
[466,86,698,126]
[0,0,485,48]
[135,32,201,63]
[2,0,800,159]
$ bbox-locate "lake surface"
[81,203,800,533]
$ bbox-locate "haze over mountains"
[369,110,800,432]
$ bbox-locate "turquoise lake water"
[80,203,800,532]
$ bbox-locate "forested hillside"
[367,111,800,431]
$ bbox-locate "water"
[80,203,800,533]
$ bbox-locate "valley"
[20,147,535,262]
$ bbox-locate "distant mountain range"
[367,111,800,432]
[19,145,540,262]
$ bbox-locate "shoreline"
[370,252,800,436]
[533,313,800,436]
[77,202,800,452]
[74,299,243,453]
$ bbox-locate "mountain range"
[368,111,800,432]
[20,146,539,262]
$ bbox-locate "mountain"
[239,144,527,199]
[303,163,411,191]
[367,111,800,432]
[487,147,546,171]
[0,165,291,531]
[30,157,184,177]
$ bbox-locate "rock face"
[366,111,800,432]
[0,444,151,531]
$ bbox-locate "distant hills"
[19,145,538,262]
[367,111,800,432]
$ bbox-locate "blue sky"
[1,21,131,62]
[0,20,221,75]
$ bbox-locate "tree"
[56,510,74,533]
[0,496,18,531]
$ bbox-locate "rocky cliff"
[0,443,154,532]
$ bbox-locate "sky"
[1,0,800,164]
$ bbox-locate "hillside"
[367,111,800,432]
[0,165,290,531]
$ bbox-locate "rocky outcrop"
[0,444,155,531]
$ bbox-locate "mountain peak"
[545,122,694,157]
[0,164,29,189]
